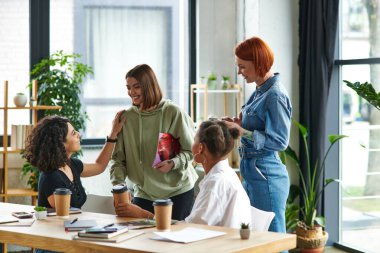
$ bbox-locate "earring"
[194,152,207,164]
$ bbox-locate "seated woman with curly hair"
[23,112,125,209]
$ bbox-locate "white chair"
[82,194,115,215]
[250,206,275,232]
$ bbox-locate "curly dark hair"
[197,120,240,158]
[23,116,70,172]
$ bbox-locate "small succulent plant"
[34,206,47,212]
[241,222,250,229]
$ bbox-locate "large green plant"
[344,80,380,110]
[21,50,93,190]
[283,119,347,229]
[30,50,93,130]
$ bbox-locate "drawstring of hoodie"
[137,102,164,167]
[139,113,143,165]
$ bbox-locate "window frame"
[327,1,380,252]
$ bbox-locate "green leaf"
[344,80,380,110]
[279,151,287,165]
[292,118,308,139]
[328,134,348,144]
[315,216,325,227]
[284,146,300,167]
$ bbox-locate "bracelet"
[106,136,117,143]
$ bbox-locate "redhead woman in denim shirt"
[223,37,292,235]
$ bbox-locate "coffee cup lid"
[54,188,72,195]
[111,183,128,193]
[153,199,173,206]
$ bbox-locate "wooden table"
[0,202,296,253]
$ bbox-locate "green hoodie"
[110,100,198,200]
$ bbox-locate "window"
[0,0,30,137]
[50,0,189,141]
[337,0,380,251]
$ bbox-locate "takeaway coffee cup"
[153,199,173,231]
[54,188,72,217]
[111,183,130,206]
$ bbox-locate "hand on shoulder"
[109,110,126,138]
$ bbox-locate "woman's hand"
[109,110,126,138]
[154,159,174,173]
[222,112,242,126]
[115,202,154,218]
[223,120,244,137]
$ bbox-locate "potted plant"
[13,92,27,107]
[21,50,93,189]
[221,75,230,89]
[283,119,347,253]
[34,206,47,220]
[207,72,217,90]
[240,222,250,239]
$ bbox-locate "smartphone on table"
[11,212,33,219]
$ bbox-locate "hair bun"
[229,127,240,139]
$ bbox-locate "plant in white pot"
[34,206,47,220]
[283,119,347,253]
[240,222,250,239]
[13,92,27,107]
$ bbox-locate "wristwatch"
[106,136,117,143]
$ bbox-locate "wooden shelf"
[194,89,240,94]
[0,105,62,110]
[1,80,56,205]
[0,188,38,197]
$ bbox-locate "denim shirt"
[241,73,292,153]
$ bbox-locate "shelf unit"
[190,84,242,122]
[190,84,242,168]
[1,80,62,205]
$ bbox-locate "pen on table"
[70,218,78,224]
[103,223,114,228]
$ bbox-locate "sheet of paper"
[151,227,226,243]
[0,219,35,227]
[0,215,18,224]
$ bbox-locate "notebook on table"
[117,219,178,230]
[73,230,144,243]
[78,224,129,239]
[64,219,97,231]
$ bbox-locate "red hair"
[234,37,274,78]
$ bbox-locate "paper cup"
[111,183,130,205]
[153,199,173,232]
[54,188,72,218]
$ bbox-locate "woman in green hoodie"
[110,64,198,220]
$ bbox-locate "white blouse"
[185,159,251,228]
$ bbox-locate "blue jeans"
[239,149,289,234]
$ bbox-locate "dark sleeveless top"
[38,158,87,208]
